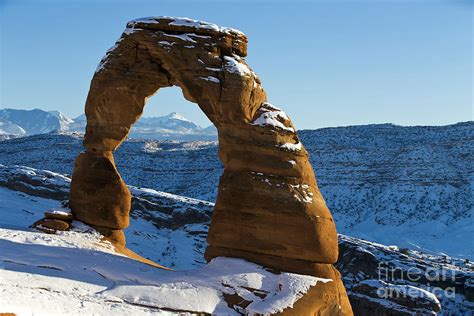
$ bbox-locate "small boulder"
[32,218,70,233]
[44,209,73,222]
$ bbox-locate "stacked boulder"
[32,209,72,233]
[69,16,353,315]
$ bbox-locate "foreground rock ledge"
[69,16,352,315]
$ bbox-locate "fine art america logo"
[377,262,456,299]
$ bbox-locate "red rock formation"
[69,16,352,315]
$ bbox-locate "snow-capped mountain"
[135,112,200,131]
[73,113,87,122]
[0,117,26,136]
[130,112,216,140]
[0,108,217,140]
[0,108,74,135]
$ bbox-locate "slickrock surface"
[69,16,352,315]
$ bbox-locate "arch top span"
[85,16,264,153]
[70,18,347,295]
[126,16,248,57]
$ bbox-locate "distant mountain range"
[0,109,74,136]
[0,108,217,140]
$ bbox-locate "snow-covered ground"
[0,186,331,315]
[1,165,472,314]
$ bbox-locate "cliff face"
[68,16,352,314]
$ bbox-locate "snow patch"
[101,257,330,315]
[45,209,71,216]
[198,76,220,83]
[360,279,440,306]
[158,40,173,46]
[129,16,244,36]
[224,56,251,76]
[163,33,197,43]
[251,103,294,132]
[206,67,222,72]
[279,142,302,152]
[290,184,314,203]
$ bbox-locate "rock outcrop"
[337,235,473,315]
[31,209,73,233]
[69,16,352,315]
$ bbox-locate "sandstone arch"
[70,16,351,314]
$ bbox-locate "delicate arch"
[70,17,339,275]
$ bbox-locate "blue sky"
[0,0,472,128]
